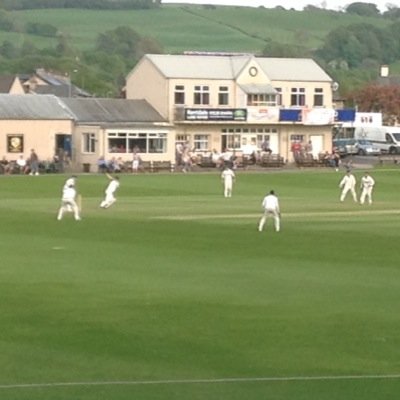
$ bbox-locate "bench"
[123,160,162,173]
[258,154,285,168]
[295,154,332,168]
[152,161,174,172]
[39,161,60,173]
[378,155,400,165]
[197,156,216,168]
[295,154,317,167]
[241,154,257,168]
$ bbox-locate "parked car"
[354,139,381,156]
[332,138,357,157]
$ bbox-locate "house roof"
[142,54,249,80]
[22,69,92,97]
[32,84,71,97]
[0,95,167,125]
[0,94,74,120]
[0,75,19,93]
[141,54,333,82]
[60,98,167,124]
[256,58,332,82]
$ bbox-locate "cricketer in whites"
[258,190,280,232]
[339,171,358,203]
[221,166,235,198]
[57,176,81,221]
[360,171,375,205]
[100,173,120,209]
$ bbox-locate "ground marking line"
[1,374,400,389]
[152,209,400,221]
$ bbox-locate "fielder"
[339,171,357,202]
[221,166,235,198]
[100,173,120,209]
[64,175,77,190]
[63,175,77,211]
[57,181,81,221]
[258,190,280,232]
[360,171,375,205]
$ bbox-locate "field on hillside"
[2,5,391,53]
[1,168,400,400]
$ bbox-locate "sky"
[162,0,391,12]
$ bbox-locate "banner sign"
[335,109,356,122]
[302,108,336,125]
[247,107,279,123]
[185,108,247,121]
[279,109,301,122]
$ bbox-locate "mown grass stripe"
[1,374,400,389]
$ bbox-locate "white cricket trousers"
[340,187,357,202]
[258,209,280,232]
[57,199,80,220]
[100,192,116,208]
[360,187,373,204]
[224,182,232,198]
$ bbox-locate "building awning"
[239,83,277,95]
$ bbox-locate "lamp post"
[68,69,78,97]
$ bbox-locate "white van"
[354,126,400,154]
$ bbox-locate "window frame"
[107,131,168,154]
[82,132,96,153]
[290,87,306,107]
[218,86,229,106]
[193,134,210,151]
[313,88,324,107]
[194,85,210,105]
[174,85,185,105]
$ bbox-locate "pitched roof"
[0,75,19,93]
[143,54,248,80]
[0,94,73,120]
[31,84,91,98]
[142,54,332,82]
[27,69,92,97]
[0,95,167,125]
[60,98,167,124]
[256,58,332,82]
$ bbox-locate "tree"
[136,37,163,59]
[55,35,75,57]
[383,5,400,19]
[386,21,400,57]
[0,9,13,31]
[20,39,37,56]
[96,26,141,62]
[316,23,398,68]
[25,21,58,37]
[349,84,400,124]
[95,25,163,69]
[0,40,17,58]
[345,2,380,17]
[262,40,310,58]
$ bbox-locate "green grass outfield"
[1,168,400,400]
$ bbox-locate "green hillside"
[6,4,391,54]
[0,3,395,96]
